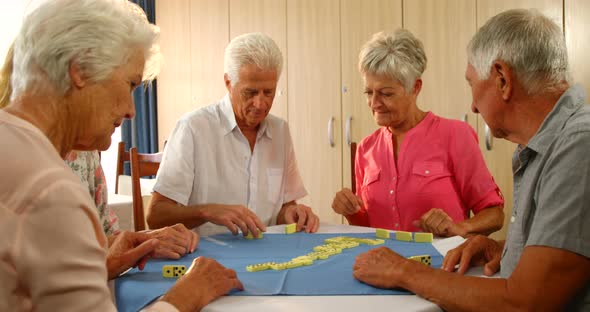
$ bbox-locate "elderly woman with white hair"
[0,0,242,311]
[331,29,504,237]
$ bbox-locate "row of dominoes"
[245,236,384,272]
[375,229,433,243]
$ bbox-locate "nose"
[369,93,381,109]
[252,92,269,110]
[471,102,479,114]
[125,96,136,119]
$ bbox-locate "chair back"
[115,141,130,194]
[350,142,357,194]
[129,147,162,231]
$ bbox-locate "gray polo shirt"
[500,85,590,310]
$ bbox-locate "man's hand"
[106,231,159,280]
[161,257,244,312]
[413,208,469,237]
[353,246,407,289]
[145,223,199,259]
[279,204,320,233]
[442,235,502,276]
[331,188,363,216]
[201,204,266,237]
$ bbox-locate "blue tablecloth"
[115,232,443,312]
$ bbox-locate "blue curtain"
[122,0,158,173]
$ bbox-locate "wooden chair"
[350,142,357,194]
[129,147,163,231]
[115,141,130,194]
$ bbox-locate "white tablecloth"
[202,223,468,312]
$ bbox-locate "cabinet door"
[156,0,192,148]
[189,0,229,108]
[156,0,229,146]
[229,0,288,121]
[404,0,476,128]
[566,0,590,96]
[476,0,563,240]
[287,0,342,224]
[340,0,402,190]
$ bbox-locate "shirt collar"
[219,94,272,140]
[525,84,586,154]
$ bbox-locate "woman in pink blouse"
[331,30,504,237]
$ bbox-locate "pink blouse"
[348,112,504,231]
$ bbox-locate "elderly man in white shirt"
[148,32,320,237]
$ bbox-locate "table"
[203,224,468,312]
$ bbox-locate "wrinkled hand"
[145,223,199,259]
[202,204,266,237]
[412,208,468,237]
[442,235,502,276]
[161,257,244,312]
[353,246,405,289]
[282,204,320,233]
[331,188,363,216]
[106,231,159,280]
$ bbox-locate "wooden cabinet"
[566,0,590,95]
[476,0,563,240]
[287,0,342,224]
[404,0,476,129]
[156,0,228,148]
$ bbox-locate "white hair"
[224,32,283,86]
[11,0,161,98]
[468,9,570,95]
[358,30,427,92]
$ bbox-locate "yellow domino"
[395,231,413,242]
[375,228,390,239]
[246,262,272,272]
[245,231,264,239]
[414,232,433,243]
[285,223,297,234]
[162,265,186,278]
[408,255,432,266]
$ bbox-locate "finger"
[307,213,320,233]
[189,231,199,253]
[332,194,353,215]
[123,239,159,269]
[341,191,361,214]
[442,248,462,272]
[295,207,308,232]
[155,248,182,260]
[457,244,477,275]
[234,218,249,237]
[484,255,501,276]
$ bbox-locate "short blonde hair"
[224,32,283,86]
[359,29,427,92]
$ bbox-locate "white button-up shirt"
[154,95,307,236]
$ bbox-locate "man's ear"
[492,61,513,101]
[224,73,232,93]
[69,61,85,89]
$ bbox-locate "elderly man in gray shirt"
[351,8,589,311]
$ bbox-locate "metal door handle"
[485,123,493,151]
[328,117,335,147]
[345,116,352,146]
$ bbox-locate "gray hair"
[11,0,161,98]
[224,32,283,86]
[468,9,570,95]
[358,30,427,92]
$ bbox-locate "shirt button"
[425,170,430,174]
[392,206,396,211]
[394,223,399,228]
[393,177,397,180]
[389,189,394,194]
[510,215,516,223]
